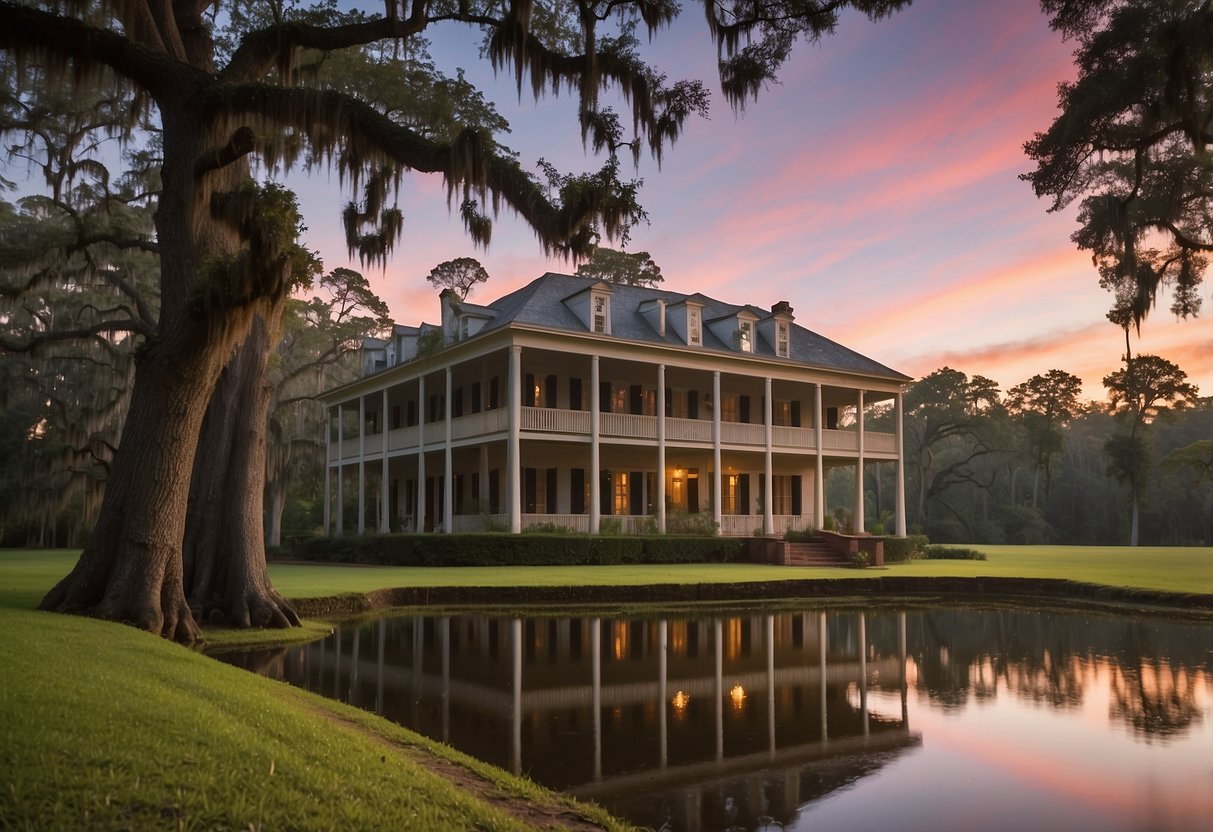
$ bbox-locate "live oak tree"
[1024,0,1213,327]
[1,0,909,642]
[1006,369,1084,508]
[426,257,489,300]
[1102,353,1199,545]
[575,244,663,286]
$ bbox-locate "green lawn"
[8,545,1213,606]
[0,604,631,831]
[267,545,1213,597]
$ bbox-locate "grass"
[3,543,1211,829]
[0,552,635,831]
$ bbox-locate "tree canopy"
[1024,0,1213,328]
[575,245,663,286]
[426,257,489,299]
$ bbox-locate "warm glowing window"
[611,385,629,414]
[724,474,742,515]
[643,388,656,416]
[613,472,629,515]
[772,475,793,515]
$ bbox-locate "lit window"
[688,308,701,346]
[777,321,789,357]
[613,472,629,515]
[738,320,753,352]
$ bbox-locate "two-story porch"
[323,334,907,538]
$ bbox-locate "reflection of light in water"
[671,690,690,715]
[730,684,747,710]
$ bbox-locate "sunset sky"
[293,0,1212,402]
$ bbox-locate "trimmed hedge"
[923,544,987,561]
[883,534,929,563]
[293,533,742,566]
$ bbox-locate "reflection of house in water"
[266,610,919,832]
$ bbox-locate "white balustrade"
[600,412,658,440]
[364,433,383,455]
[452,409,509,440]
[718,515,760,536]
[773,515,810,536]
[773,426,815,449]
[666,417,712,442]
[821,429,859,451]
[388,425,418,451]
[720,421,765,446]
[521,514,591,533]
[521,407,592,434]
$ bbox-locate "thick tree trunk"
[39,329,226,642]
[265,475,287,548]
[184,313,300,629]
[40,104,254,643]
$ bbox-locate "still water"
[222,606,1213,831]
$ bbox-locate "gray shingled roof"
[470,272,908,380]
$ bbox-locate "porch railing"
[453,408,509,440]
[521,406,591,434]
[600,412,658,440]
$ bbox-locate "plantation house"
[320,273,910,537]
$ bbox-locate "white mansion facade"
[320,273,910,537]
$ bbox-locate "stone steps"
[782,541,850,568]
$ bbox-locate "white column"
[814,383,824,529]
[590,355,601,534]
[657,363,666,534]
[444,366,453,533]
[766,614,776,757]
[895,391,908,536]
[592,617,602,781]
[324,407,332,537]
[763,376,773,536]
[511,618,522,775]
[714,618,724,761]
[357,395,366,533]
[859,611,869,738]
[658,619,668,769]
[380,389,390,533]
[336,404,345,537]
[819,611,828,744]
[507,345,522,533]
[855,389,865,534]
[712,371,722,530]
[417,376,426,532]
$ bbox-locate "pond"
[220,605,1213,831]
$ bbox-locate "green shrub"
[783,528,817,543]
[922,544,987,561]
[665,510,718,536]
[292,532,741,566]
[523,522,578,534]
[882,534,929,563]
[598,518,623,535]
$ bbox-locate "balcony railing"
[330,405,896,460]
[600,411,658,440]
[453,408,509,440]
[521,406,591,434]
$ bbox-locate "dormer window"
[688,308,702,346]
[738,320,753,353]
[776,321,789,357]
[593,294,610,334]
[459,317,469,341]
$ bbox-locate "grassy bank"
[0,552,633,831]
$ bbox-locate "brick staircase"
[782,541,851,568]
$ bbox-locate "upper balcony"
[331,405,895,462]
